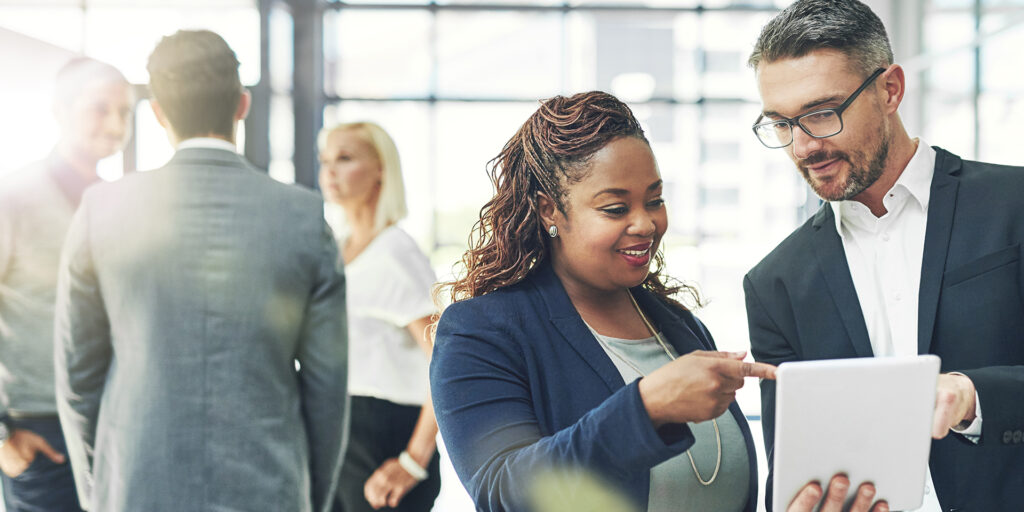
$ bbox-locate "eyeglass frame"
[751,67,888,149]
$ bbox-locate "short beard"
[799,134,890,202]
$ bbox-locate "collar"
[832,139,936,235]
[529,261,702,351]
[176,137,238,154]
[528,260,707,393]
[46,150,100,209]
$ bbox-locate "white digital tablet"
[772,355,941,512]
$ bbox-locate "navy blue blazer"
[744,147,1024,511]
[431,262,757,511]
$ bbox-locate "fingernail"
[860,487,873,498]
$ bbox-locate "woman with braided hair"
[429,91,774,512]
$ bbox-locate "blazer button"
[1005,430,1014,444]
[1015,430,1023,443]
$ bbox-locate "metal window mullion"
[245,0,273,170]
[429,3,440,253]
[972,0,981,159]
[291,0,323,188]
[323,2,776,14]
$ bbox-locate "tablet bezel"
[771,355,940,511]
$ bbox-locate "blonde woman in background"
[319,122,441,511]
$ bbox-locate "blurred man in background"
[0,57,132,512]
[53,30,349,512]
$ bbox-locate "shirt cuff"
[948,372,982,443]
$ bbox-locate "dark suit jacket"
[744,147,1024,511]
[431,262,757,512]
[54,148,349,512]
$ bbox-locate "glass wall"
[321,3,806,454]
[921,0,1024,164]
[0,0,261,179]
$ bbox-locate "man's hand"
[932,373,976,439]
[0,429,66,478]
[363,458,420,509]
[787,474,889,512]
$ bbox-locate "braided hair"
[441,91,699,309]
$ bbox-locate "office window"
[324,10,433,99]
[921,0,1024,164]
[0,0,261,175]
[320,3,809,439]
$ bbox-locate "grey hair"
[748,0,893,76]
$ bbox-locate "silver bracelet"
[398,451,428,481]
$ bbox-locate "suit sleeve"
[295,221,349,512]
[53,197,112,510]
[430,301,695,511]
[744,273,798,512]
[960,366,1024,445]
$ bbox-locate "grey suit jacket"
[53,148,349,512]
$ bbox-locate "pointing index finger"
[746,361,777,380]
[717,360,777,380]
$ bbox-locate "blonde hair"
[318,121,407,234]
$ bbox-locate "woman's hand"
[787,474,889,512]
[0,429,66,478]
[638,350,776,427]
[363,458,420,509]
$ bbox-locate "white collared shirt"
[176,137,239,153]
[832,140,934,360]
[831,140,979,511]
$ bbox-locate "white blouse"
[344,226,436,406]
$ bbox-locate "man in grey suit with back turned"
[53,30,349,512]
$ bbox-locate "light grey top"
[0,159,77,416]
[587,326,751,512]
[53,147,349,512]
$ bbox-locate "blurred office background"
[2,0,1023,510]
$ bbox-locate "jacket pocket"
[943,244,1020,287]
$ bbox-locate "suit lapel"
[534,264,625,393]
[918,148,961,355]
[812,205,874,358]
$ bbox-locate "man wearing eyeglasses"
[742,1,1024,511]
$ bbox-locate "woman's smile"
[618,241,654,266]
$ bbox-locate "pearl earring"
[548,225,558,238]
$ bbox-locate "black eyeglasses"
[752,68,887,149]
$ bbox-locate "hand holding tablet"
[787,475,888,512]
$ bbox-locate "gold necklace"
[604,291,722,487]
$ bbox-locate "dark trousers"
[1,416,84,512]
[333,396,441,512]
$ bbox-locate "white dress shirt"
[831,140,980,511]
[176,137,239,153]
